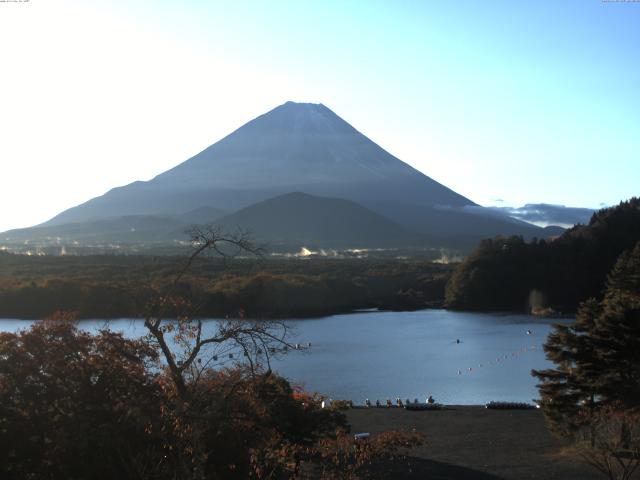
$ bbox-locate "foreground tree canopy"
[0,319,424,480]
[0,317,162,480]
[533,240,640,432]
[445,197,640,313]
[0,228,424,479]
[533,241,640,479]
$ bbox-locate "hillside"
[1,215,186,245]
[214,192,422,248]
[445,197,640,313]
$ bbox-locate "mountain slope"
[213,192,422,248]
[43,101,474,227]
[1,215,187,244]
[14,101,543,249]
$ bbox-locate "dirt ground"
[345,406,603,480]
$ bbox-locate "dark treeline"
[530,236,640,480]
[0,254,451,319]
[445,198,640,313]
[533,240,640,432]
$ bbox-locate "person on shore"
[376,399,381,407]
[365,398,371,408]
[427,395,435,404]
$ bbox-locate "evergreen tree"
[532,241,640,436]
[446,197,640,313]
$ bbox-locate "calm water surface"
[0,309,564,405]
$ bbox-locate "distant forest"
[445,198,640,313]
[0,254,451,319]
[4,198,638,320]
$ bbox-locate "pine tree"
[532,241,640,436]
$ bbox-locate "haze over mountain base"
[1,102,567,253]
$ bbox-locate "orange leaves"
[291,385,316,404]
[0,321,163,479]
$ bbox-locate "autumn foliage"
[0,316,423,479]
[0,313,161,480]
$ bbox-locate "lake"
[0,309,563,405]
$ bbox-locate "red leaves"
[0,319,162,480]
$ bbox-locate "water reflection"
[0,309,566,405]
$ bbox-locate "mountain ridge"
[42,101,475,227]
[9,101,545,250]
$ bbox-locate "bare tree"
[141,225,295,479]
[570,405,640,480]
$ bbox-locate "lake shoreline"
[0,303,446,321]
[0,303,579,322]
[1,310,560,405]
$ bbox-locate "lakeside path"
[346,406,601,479]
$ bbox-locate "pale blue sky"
[0,0,638,232]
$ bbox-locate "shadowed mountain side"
[371,203,545,249]
[542,225,566,237]
[180,206,227,224]
[22,101,548,248]
[41,101,474,228]
[2,193,423,249]
[210,192,423,248]
[1,215,189,244]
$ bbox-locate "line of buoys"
[456,343,544,376]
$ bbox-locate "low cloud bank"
[485,203,596,228]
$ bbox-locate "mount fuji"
[3,101,542,250]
